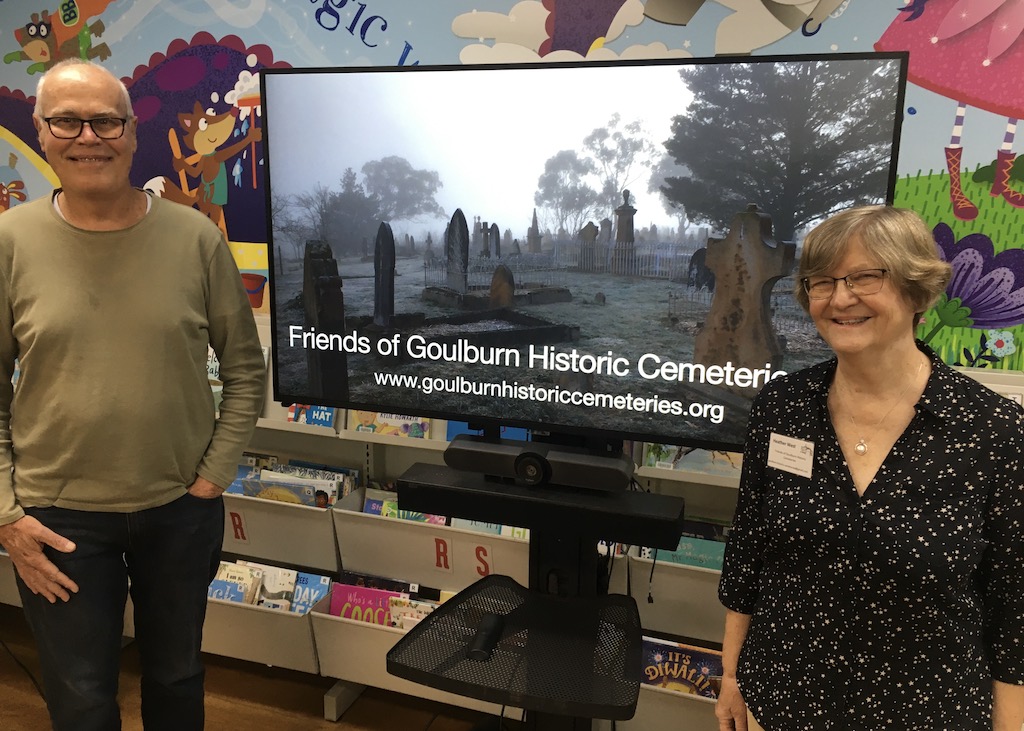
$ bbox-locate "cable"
[0,635,44,698]
[647,548,659,604]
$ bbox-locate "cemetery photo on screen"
[265,55,905,448]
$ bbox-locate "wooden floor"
[0,602,513,731]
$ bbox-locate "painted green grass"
[896,170,1024,371]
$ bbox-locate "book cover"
[642,444,743,476]
[239,478,316,507]
[268,463,355,501]
[213,561,264,605]
[379,501,447,525]
[449,518,503,535]
[207,578,247,603]
[641,636,723,699]
[328,583,408,625]
[445,421,530,442]
[500,525,530,540]
[640,517,731,570]
[238,561,298,612]
[227,450,281,495]
[287,458,360,488]
[362,486,398,516]
[291,572,332,615]
[388,596,438,630]
[347,410,430,438]
[287,403,337,428]
[259,469,338,508]
[336,570,443,602]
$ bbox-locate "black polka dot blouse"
[718,344,1024,730]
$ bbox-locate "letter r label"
[434,537,451,570]
[228,511,248,543]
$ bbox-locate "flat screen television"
[261,52,907,454]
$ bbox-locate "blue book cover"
[207,578,246,603]
[445,421,530,442]
[641,636,722,699]
[287,404,337,428]
[291,572,332,614]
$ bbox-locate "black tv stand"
[388,445,686,730]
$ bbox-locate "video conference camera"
[443,434,634,493]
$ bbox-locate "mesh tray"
[386,574,641,720]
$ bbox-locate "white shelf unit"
[202,597,319,674]
[222,493,342,573]
[334,509,530,590]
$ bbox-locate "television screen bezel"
[260,51,909,453]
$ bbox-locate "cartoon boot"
[945,146,979,221]
[990,149,1024,209]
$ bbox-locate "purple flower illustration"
[924,224,1024,343]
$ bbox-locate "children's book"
[379,502,447,525]
[336,569,443,602]
[287,458,360,489]
[445,421,530,442]
[329,583,408,626]
[208,578,247,603]
[347,410,430,438]
[239,478,316,507]
[287,403,337,428]
[212,561,263,605]
[238,560,298,611]
[259,469,338,508]
[500,525,530,540]
[362,487,398,516]
[642,444,742,477]
[449,518,503,535]
[291,571,332,615]
[640,517,731,571]
[388,596,438,630]
[641,636,723,700]
[268,463,355,502]
[226,451,281,495]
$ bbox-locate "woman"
[715,206,1024,730]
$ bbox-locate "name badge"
[767,433,814,478]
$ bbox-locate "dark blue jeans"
[17,492,224,731]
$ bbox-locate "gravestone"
[491,223,501,259]
[302,240,348,400]
[611,190,637,275]
[480,220,491,258]
[579,221,600,272]
[694,204,795,385]
[528,208,542,253]
[374,222,396,328]
[446,209,470,294]
[489,264,515,308]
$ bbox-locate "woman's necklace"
[839,359,924,457]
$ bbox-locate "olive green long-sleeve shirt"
[0,193,265,525]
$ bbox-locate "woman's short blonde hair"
[794,205,951,316]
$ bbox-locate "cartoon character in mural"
[3,1,115,74]
[876,0,1024,221]
[147,102,261,241]
[453,0,850,60]
[0,154,27,213]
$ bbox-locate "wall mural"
[0,0,1020,367]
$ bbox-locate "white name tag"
[767,433,814,478]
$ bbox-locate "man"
[0,59,266,730]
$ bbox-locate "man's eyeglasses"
[802,269,888,300]
[43,117,128,140]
